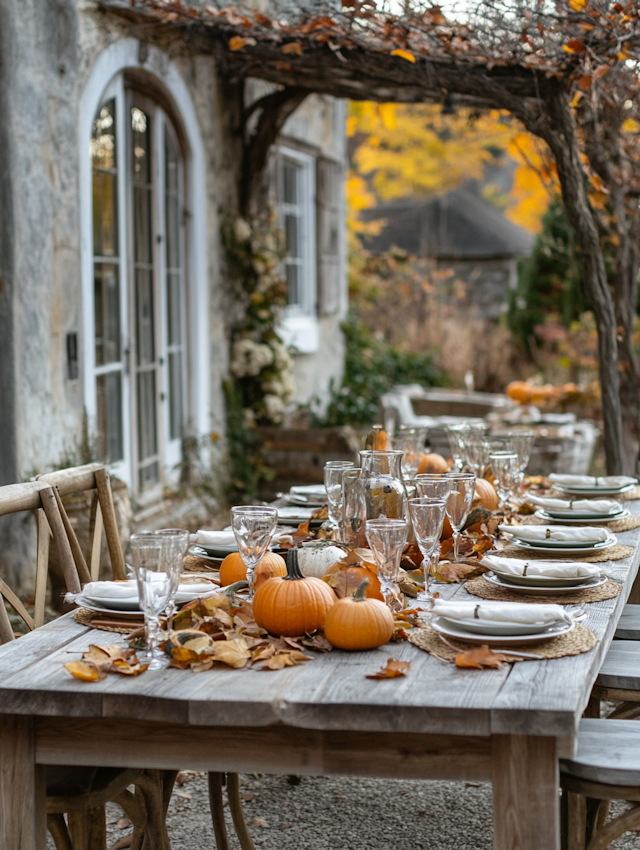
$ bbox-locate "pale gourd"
[297,543,347,579]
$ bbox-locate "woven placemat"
[500,543,635,563]
[465,575,621,604]
[184,553,221,574]
[408,622,597,662]
[74,608,144,635]
[516,514,640,532]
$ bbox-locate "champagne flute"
[130,532,175,670]
[489,451,520,509]
[154,528,190,633]
[230,506,278,600]
[324,461,354,533]
[365,518,408,611]
[443,473,476,562]
[408,497,446,603]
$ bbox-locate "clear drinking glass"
[446,425,468,472]
[230,506,278,601]
[324,461,355,533]
[489,451,520,509]
[444,473,476,562]
[154,528,190,633]
[359,450,408,521]
[365,518,408,611]
[130,532,175,670]
[341,468,365,546]
[507,430,536,476]
[394,427,426,480]
[415,473,453,502]
[463,437,491,479]
[409,497,446,603]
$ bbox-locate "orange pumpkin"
[219,551,286,587]
[473,478,499,512]
[506,381,533,404]
[253,549,336,637]
[418,452,449,474]
[324,580,394,651]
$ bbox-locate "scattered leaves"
[455,645,510,669]
[65,644,148,681]
[366,658,411,679]
[434,561,490,583]
[229,36,256,50]
[390,48,416,62]
[281,41,303,55]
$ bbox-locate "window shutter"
[316,157,342,317]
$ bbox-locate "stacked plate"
[499,523,617,556]
[75,578,220,618]
[282,485,327,508]
[535,505,629,525]
[482,555,606,597]
[549,474,636,499]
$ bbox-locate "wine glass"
[341,468,365,546]
[324,461,354,533]
[415,473,452,502]
[394,427,426,480]
[130,532,175,670]
[443,473,476,562]
[507,430,536,476]
[365,518,408,611]
[446,425,468,472]
[489,451,520,509]
[230,506,278,600]
[408,498,446,603]
[463,437,491,479]
[154,528,190,633]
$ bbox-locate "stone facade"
[0,0,347,589]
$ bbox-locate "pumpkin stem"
[284,547,305,581]
[354,578,370,601]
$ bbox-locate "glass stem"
[166,601,176,635]
[146,614,161,657]
[246,566,256,601]
[422,552,432,598]
[453,531,461,562]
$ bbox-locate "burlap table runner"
[499,543,635,562]
[465,575,621,605]
[408,622,598,663]
[74,607,144,635]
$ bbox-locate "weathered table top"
[1,501,639,740]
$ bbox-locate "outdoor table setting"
[1,439,640,850]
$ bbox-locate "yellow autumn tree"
[348,101,555,236]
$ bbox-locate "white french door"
[90,77,188,498]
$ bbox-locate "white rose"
[263,394,285,422]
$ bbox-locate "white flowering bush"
[230,339,275,378]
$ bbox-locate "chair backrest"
[0,481,81,643]
[37,464,126,583]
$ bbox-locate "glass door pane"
[130,103,160,491]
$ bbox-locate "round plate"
[485,572,607,596]
[510,535,617,556]
[488,569,599,588]
[189,545,224,565]
[438,615,559,636]
[554,483,635,497]
[75,596,144,618]
[431,616,575,646]
[535,509,628,525]
[82,594,140,611]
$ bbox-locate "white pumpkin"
[297,543,347,579]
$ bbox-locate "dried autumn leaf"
[64,660,106,682]
[577,75,593,92]
[390,48,416,63]
[229,36,255,51]
[111,659,148,677]
[434,562,489,583]
[366,658,411,679]
[210,638,251,669]
[455,645,509,670]
[281,41,303,55]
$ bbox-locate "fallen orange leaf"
[390,48,416,63]
[455,645,509,669]
[366,658,411,679]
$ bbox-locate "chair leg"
[583,696,601,718]
[607,701,640,720]
[563,790,587,850]
[135,770,171,850]
[47,813,74,850]
[586,803,640,850]
[227,773,256,850]
[114,787,148,850]
[208,773,232,850]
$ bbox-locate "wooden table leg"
[492,734,559,850]
[0,715,46,850]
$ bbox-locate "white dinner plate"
[554,483,635,498]
[535,509,628,526]
[189,545,224,565]
[431,616,575,647]
[488,569,599,588]
[75,596,144,617]
[485,572,608,596]
[509,535,617,556]
[438,615,563,636]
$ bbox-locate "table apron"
[35,717,494,782]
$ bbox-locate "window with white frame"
[276,148,318,351]
[90,78,189,496]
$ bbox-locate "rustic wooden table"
[1,502,639,850]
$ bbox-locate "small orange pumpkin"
[418,452,449,474]
[219,551,286,587]
[324,579,394,651]
[253,548,336,637]
[506,381,533,404]
[473,478,499,512]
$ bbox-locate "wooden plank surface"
[0,715,46,850]
[34,717,493,781]
[0,504,637,740]
[613,603,640,639]
[561,718,640,785]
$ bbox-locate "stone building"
[0,0,347,517]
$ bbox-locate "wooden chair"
[561,718,640,849]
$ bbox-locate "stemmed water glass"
[154,528,190,633]
[324,461,354,533]
[230,506,278,600]
[365,518,408,612]
[489,451,520,510]
[463,438,491,479]
[130,532,176,670]
[444,473,476,562]
[415,473,453,502]
[508,430,536,478]
[446,425,468,472]
[409,498,446,603]
[341,468,365,546]
[394,427,426,480]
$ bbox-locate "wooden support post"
[95,469,126,580]
[51,487,91,585]
[88,492,104,582]
[0,715,46,850]
[39,486,81,594]
[492,734,559,850]
[34,510,51,628]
